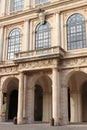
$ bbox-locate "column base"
[0,116,6,122]
[17,118,23,124]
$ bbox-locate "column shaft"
[23,74,27,123]
[17,72,24,124]
[0,27,4,60]
[0,90,3,121]
[24,0,31,9]
[62,86,69,125]
[1,0,6,15]
[52,68,61,125]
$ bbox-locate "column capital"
[24,19,30,22]
[52,67,61,72]
[0,26,4,29]
[54,10,60,15]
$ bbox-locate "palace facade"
[0,0,87,126]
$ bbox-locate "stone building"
[0,0,87,126]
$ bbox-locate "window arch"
[12,0,24,11]
[8,28,22,60]
[67,13,86,50]
[35,22,51,49]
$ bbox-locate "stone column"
[1,0,6,15]
[0,90,3,122]
[26,77,34,123]
[7,0,11,14]
[55,12,60,46]
[24,0,31,9]
[77,92,82,122]
[72,91,82,123]
[70,92,75,122]
[52,68,61,125]
[43,92,52,122]
[73,93,78,122]
[0,27,4,61]
[61,86,69,125]
[27,87,34,123]
[23,74,27,123]
[24,20,30,51]
[17,72,24,124]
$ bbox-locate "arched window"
[35,22,51,49]
[67,13,86,50]
[8,28,22,60]
[13,0,24,11]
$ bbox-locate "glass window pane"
[36,0,49,4]
[67,13,86,50]
[13,0,24,11]
[8,28,22,60]
[35,22,51,49]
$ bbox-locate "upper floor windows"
[67,13,86,50]
[35,0,49,4]
[13,0,24,11]
[35,22,51,49]
[8,28,22,60]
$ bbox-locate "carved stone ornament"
[62,57,87,68]
[37,9,45,24]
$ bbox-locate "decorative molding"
[37,8,46,24]
[62,57,87,68]
[0,59,58,75]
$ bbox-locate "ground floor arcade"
[0,68,61,125]
[0,68,87,125]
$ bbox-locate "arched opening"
[34,75,52,122]
[34,85,43,121]
[82,81,87,122]
[2,77,19,121]
[67,71,87,123]
[8,90,18,120]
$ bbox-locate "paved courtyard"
[0,123,87,130]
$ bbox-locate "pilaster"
[61,85,69,125]
[24,0,31,9]
[0,27,4,61]
[55,12,60,46]
[1,0,6,15]
[24,20,30,51]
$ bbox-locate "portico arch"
[66,71,87,123]
[34,75,52,122]
[1,77,19,121]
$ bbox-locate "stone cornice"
[0,0,86,26]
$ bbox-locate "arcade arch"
[67,71,87,123]
[1,77,19,121]
[34,75,52,122]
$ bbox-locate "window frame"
[7,28,22,60]
[35,22,51,50]
[67,13,86,50]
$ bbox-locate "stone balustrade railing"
[14,46,65,62]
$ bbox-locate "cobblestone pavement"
[0,123,87,130]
